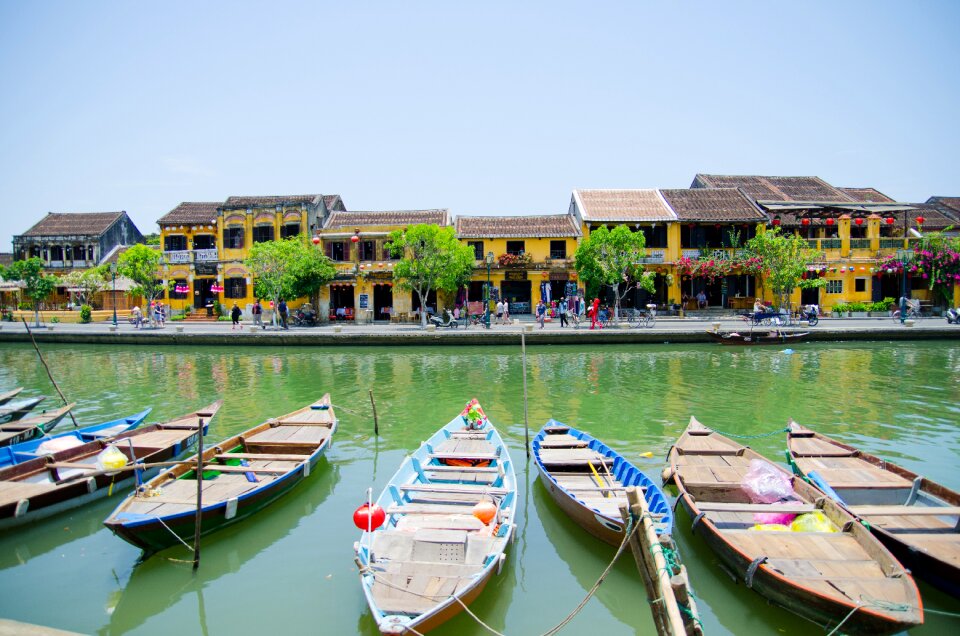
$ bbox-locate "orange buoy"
[472,500,497,524]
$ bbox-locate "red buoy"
[353,503,386,531]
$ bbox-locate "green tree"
[61,266,109,308]
[142,232,161,246]
[8,258,58,327]
[117,244,165,326]
[386,225,475,328]
[743,227,824,311]
[245,237,336,327]
[574,225,654,321]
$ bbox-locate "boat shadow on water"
[102,459,340,636]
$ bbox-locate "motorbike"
[947,307,960,324]
[429,309,460,329]
[293,307,318,327]
[802,304,820,327]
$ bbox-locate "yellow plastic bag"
[790,511,836,533]
[96,445,128,473]
[750,523,791,532]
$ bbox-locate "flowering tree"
[878,231,960,306]
[742,228,824,311]
[574,225,654,320]
[61,266,109,308]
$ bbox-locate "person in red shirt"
[589,297,602,330]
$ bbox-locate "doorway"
[195,279,214,310]
[373,284,393,320]
[501,281,532,313]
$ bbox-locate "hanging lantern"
[312,236,320,245]
[854,218,864,226]
[825,218,835,226]
[885,217,895,225]
[915,216,925,225]
[352,503,385,531]
[801,218,810,226]
[351,234,360,243]
[771,218,781,226]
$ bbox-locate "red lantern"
[351,234,360,243]
[312,236,320,245]
[353,503,385,531]
[771,218,781,226]
[885,217,895,225]
[854,218,864,226]
[916,216,925,225]
[801,218,810,226]
[825,218,835,226]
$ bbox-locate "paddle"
[587,461,612,498]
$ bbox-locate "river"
[0,341,958,635]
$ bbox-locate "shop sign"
[359,294,369,309]
[504,270,527,281]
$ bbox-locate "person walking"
[502,300,510,325]
[131,305,143,329]
[536,299,547,329]
[589,297,601,330]
[252,299,264,329]
[495,299,504,325]
[558,297,568,327]
[278,299,289,330]
[231,302,242,330]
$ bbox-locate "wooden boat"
[104,395,336,553]
[667,416,923,634]
[0,403,76,448]
[355,400,516,635]
[0,408,151,469]
[707,329,809,345]
[533,420,672,546]
[0,388,24,406]
[0,396,46,424]
[0,402,220,530]
[787,421,960,598]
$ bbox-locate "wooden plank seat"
[427,452,499,462]
[563,486,626,493]
[398,484,509,496]
[395,514,486,532]
[677,448,746,457]
[273,420,334,427]
[202,465,292,475]
[387,503,480,516]
[848,505,960,517]
[423,465,500,474]
[695,502,817,514]
[213,453,309,462]
[790,437,858,457]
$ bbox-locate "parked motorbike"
[947,307,960,324]
[802,304,820,327]
[429,309,460,329]
[293,307,318,327]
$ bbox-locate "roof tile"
[693,174,854,203]
[158,202,220,226]
[455,214,581,238]
[20,212,126,237]
[839,187,895,203]
[223,194,323,208]
[323,209,450,229]
[574,189,675,222]
[659,188,765,222]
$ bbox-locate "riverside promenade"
[1,314,958,346]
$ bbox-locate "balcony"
[195,249,218,262]
[165,250,191,264]
[638,250,666,264]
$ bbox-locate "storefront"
[371,282,393,320]
[502,271,532,313]
[330,283,356,319]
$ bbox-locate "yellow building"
[454,213,582,315]
[317,209,450,322]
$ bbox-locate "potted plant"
[831,303,849,318]
[848,301,869,318]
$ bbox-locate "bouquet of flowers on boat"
[460,398,487,430]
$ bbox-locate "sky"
[1,1,958,251]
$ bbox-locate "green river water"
[0,341,958,635]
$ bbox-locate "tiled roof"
[324,209,450,229]
[573,189,676,222]
[693,174,854,203]
[222,194,323,209]
[158,202,220,226]
[0,253,13,268]
[323,195,346,211]
[659,188,765,222]
[455,214,581,238]
[20,212,126,237]
[839,187,895,203]
[926,196,960,220]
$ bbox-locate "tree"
[8,258,58,327]
[387,225,475,328]
[117,245,165,326]
[245,237,336,327]
[574,225,654,321]
[743,227,824,311]
[61,266,109,308]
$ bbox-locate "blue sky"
[1,1,957,250]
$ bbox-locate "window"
[193,234,216,250]
[281,223,301,239]
[854,278,867,293]
[224,227,245,249]
[225,278,247,299]
[382,242,398,260]
[506,241,525,255]
[165,235,187,251]
[326,241,347,261]
[253,226,274,244]
[468,241,484,260]
[359,240,376,261]
[826,280,843,294]
[549,241,566,259]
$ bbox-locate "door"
[373,284,393,320]
[195,279,214,309]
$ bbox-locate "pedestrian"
[231,302,242,329]
[153,302,164,328]
[131,305,143,329]
[536,299,547,329]
[697,290,708,309]
[496,299,504,325]
[278,299,289,330]
[252,299,264,329]
[558,297,568,327]
[589,297,601,330]
[502,300,510,325]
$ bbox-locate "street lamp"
[109,263,117,326]
[484,251,494,329]
[896,248,913,324]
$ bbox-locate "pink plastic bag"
[741,459,794,504]
[754,504,797,526]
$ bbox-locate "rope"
[453,596,507,636]
[825,594,922,635]
[538,515,640,636]
[925,608,960,618]
[649,542,703,631]
[703,426,790,440]
[155,516,194,552]
[825,601,863,636]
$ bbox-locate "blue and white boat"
[354,400,516,635]
[0,408,151,469]
[533,420,672,545]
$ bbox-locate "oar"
[587,461,612,498]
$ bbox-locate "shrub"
[848,301,869,312]
[50,316,60,324]
[170,314,185,322]
[832,303,850,313]
[79,304,92,323]
[18,302,31,310]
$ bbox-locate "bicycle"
[630,304,657,328]
[891,306,922,322]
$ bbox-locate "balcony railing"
[850,239,871,250]
[821,239,842,249]
[880,238,906,249]
[681,249,701,259]
[638,250,666,264]
[195,249,218,262]
[165,250,191,264]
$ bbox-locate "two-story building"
[455,213,582,315]
[13,212,143,269]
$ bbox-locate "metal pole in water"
[369,389,379,437]
[521,332,529,458]
[21,318,79,428]
[193,417,205,570]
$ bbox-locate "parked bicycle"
[630,304,657,328]
[891,298,922,322]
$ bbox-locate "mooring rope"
[649,542,703,630]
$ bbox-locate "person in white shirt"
[495,300,504,325]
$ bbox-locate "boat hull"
[537,464,623,545]
[707,331,808,345]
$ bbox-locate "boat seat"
[696,502,816,514]
[387,503,478,516]
[213,453,308,462]
[395,514,485,532]
[677,448,745,457]
[398,484,508,496]
[465,534,497,565]
[371,572,473,615]
[848,505,960,517]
